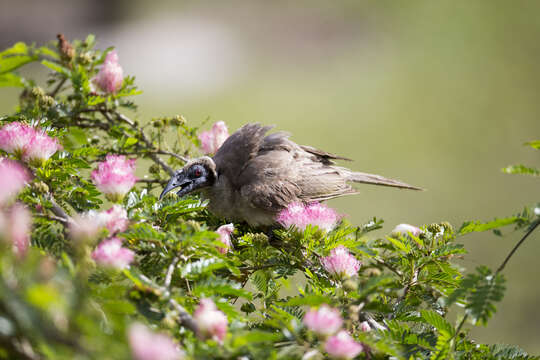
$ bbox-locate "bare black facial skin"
[159,164,214,200]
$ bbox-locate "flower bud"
[91,237,134,269]
[198,121,229,155]
[193,298,228,344]
[93,51,124,94]
[216,223,234,254]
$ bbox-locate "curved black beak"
[159,171,192,200]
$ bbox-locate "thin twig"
[48,77,67,97]
[156,150,189,163]
[169,299,198,333]
[496,220,539,275]
[136,179,167,184]
[115,112,175,176]
[164,257,180,289]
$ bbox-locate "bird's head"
[159,156,217,200]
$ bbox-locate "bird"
[159,123,421,227]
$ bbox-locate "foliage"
[0,35,538,360]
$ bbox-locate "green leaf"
[0,73,24,87]
[459,216,525,235]
[277,294,332,307]
[420,310,454,337]
[502,164,540,176]
[524,140,540,150]
[41,59,70,76]
[124,137,138,147]
[0,42,37,73]
[386,236,412,253]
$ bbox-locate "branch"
[164,257,180,289]
[169,298,198,334]
[496,219,539,275]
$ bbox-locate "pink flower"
[91,155,137,202]
[9,203,31,257]
[193,298,228,344]
[277,202,341,232]
[128,323,184,360]
[0,204,31,257]
[91,237,134,269]
[0,122,34,156]
[392,223,422,237]
[22,129,62,164]
[103,205,129,234]
[359,321,371,332]
[198,121,229,154]
[216,223,234,254]
[325,331,364,359]
[69,211,105,243]
[321,246,360,278]
[303,305,343,337]
[0,158,30,205]
[94,51,124,93]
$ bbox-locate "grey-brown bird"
[160,124,421,227]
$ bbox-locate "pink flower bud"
[216,223,234,254]
[321,246,361,278]
[103,205,129,235]
[91,237,134,269]
[198,121,229,154]
[359,321,371,332]
[0,158,30,205]
[392,223,422,237]
[128,323,184,360]
[22,129,62,165]
[277,202,340,232]
[91,155,137,202]
[303,305,343,337]
[324,331,364,359]
[193,298,228,344]
[94,51,124,94]
[0,122,34,156]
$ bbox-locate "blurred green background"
[1,0,539,352]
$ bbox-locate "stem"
[169,299,198,334]
[48,77,67,97]
[496,219,540,275]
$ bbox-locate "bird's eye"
[194,168,202,177]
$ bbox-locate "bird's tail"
[348,171,423,191]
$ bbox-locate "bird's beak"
[159,171,193,200]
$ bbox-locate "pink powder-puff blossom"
[91,155,137,202]
[325,331,364,359]
[103,205,129,234]
[9,203,31,257]
[392,223,422,237]
[193,298,228,344]
[216,223,234,254]
[91,237,134,269]
[0,158,30,205]
[22,129,62,165]
[0,122,35,156]
[321,246,361,278]
[128,323,184,360]
[198,121,229,154]
[94,51,124,94]
[303,305,343,337]
[277,202,341,232]
[0,204,31,257]
[69,211,105,243]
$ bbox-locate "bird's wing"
[235,131,358,212]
